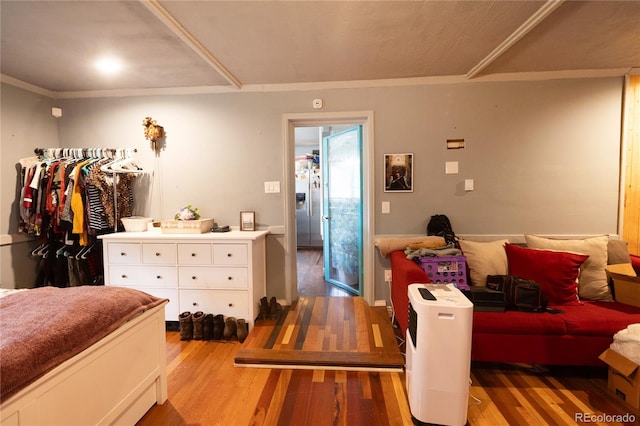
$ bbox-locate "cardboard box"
[605,265,640,308]
[161,218,215,234]
[599,348,640,410]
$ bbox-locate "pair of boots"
[223,317,249,343]
[258,296,282,321]
[179,312,224,341]
[179,311,248,343]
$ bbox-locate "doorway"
[283,112,374,306]
[294,126,361,298]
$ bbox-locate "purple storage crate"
[416,256,469,290]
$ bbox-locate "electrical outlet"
[384,269,392,282]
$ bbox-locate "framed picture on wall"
[240,211,256,231]
[384,153,413,192]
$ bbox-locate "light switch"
[445,161,459,174]
[382,201,390,214]
[465,179,474,191]
[264,181,281,193]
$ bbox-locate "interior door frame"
[283,111,374,305]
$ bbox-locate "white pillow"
[524,235,611,301]
[459,239,509,286]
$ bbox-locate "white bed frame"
[1,302,167,426]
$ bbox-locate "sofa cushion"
[472,310,567,335]
[505,243,587,306]
[608,239,632,265]
[559,301,640,336]
[459,239,509,286]
[524,234,611,302]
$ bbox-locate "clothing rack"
[32,146,150,232]
[34,147,137,160]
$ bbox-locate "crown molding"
[2,69,630,100]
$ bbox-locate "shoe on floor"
[223,316,237,340]
[179,311,193,341]
[192,311,205,340]
[236,319,248,343]
[213,314,225,340]
[203,313,214,340]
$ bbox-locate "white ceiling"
[1,1,639,97]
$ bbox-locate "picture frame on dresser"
[240,211,255,231]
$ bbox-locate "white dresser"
[99,229,269,327]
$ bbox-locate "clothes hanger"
[56,245,72,258]
[32,243,47,256]
[75,245,89,260]
[80,243,95,260]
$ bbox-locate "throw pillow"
[458,239,509,286]
[608,239,632,265]
[524,234,611,302]
[505,243,588,306]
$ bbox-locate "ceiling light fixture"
[94,56,123,75]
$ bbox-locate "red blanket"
[0,286,167,402]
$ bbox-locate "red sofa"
[390,251,640,366]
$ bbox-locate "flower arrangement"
[175,205,200,221]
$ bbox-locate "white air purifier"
[405,283,473,426]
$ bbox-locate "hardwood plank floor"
[137,252,639,425]
[138,330,639,426]
[235,297,404,370]
[297,248,353,298]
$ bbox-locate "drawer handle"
[192,276,197,280]
[192,302,197,306]
[227,253,232,257]
[191,253,196,257]
[228,303,233,307]
[228,276,233,280]
[155,252,161,256]
[156,275,162,279]
[120,252,126,256]
[121,274,127,279]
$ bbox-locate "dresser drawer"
[177,244,212,265]
[178,266,248,289]
[107,243,141,264]
[213,244,247,266]
[109,266,178,287]
[142,243,177,265]
[179,289,249,320]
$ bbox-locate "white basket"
[161,218,215,234]
[120,216,153,232]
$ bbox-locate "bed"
[0,286,168,425]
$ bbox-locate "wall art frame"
[384,153,413,192]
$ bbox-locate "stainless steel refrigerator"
[295,168,323,248]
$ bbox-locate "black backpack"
[426,214,458,246]
[486,275,563,314]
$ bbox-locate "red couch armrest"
[390,251,430,335]
[631,254,640,276]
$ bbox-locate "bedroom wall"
[0,77,624,299]
[0,83,60,288]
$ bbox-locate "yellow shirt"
[71,160,92,245]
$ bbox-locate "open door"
[322,126,363,295]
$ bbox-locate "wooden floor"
[137,253,639,425]
[297,248,353,298]
[235,296,404,370]
[137,329,638,426]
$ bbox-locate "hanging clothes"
[17,147,148,288]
